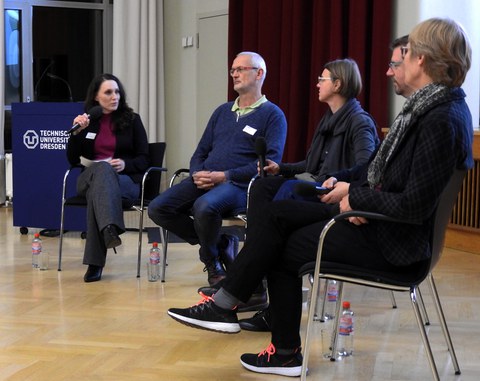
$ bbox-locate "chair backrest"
[143,142,166,201]
[429,169,467,271]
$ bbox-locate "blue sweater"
[190,100,287,185]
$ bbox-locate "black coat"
[336,88,473,266]
[279,98,379,182]
[66,113,149,184]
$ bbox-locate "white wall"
[392,0,480,128]
[163,0,228,176]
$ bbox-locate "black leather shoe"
[203,259,227,286]
[239,308,271,332]
[103,224,122,249]
[197,279,224,296]
[84,264,103,282]
[237,292,269,313]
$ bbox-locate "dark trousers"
[245,176,327,294]
[223,198,398,349]
[77,162,139,267]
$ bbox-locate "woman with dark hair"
[261,58,378,196]
[67,73,149,282]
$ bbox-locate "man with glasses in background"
[148,52,287,302]
[387,35,414,98]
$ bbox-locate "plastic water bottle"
[319,280,338,358]
[336,301,354,358]
[147,242,161,281]
[323,280,338,321]
[32,233,42,268]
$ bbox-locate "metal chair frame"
[300,170,466,381]
[57,142,167,278]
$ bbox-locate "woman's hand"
[109,158,125,172]
[72,113,90,135]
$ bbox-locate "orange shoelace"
[196,292,215,305]
[258,343,276,361]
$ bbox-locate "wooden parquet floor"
[1,205,479,381]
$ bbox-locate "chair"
[160,168,253,282]
[299,169,466,381]
[57,142,167,278]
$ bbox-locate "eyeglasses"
[401,46,409,59]
[388,60,403,69]
[229,66,259,75]
[318,76,334,83]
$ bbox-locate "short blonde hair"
[409,18,471,87]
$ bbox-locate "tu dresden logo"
[23,130,39,149]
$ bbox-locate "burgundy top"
[94,113,116,160]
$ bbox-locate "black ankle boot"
[84,264,103,282]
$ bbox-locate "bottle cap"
[34,233,40,238]
[342,301,350,309]
[152,242,158,247]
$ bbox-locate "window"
[3,0,113,151]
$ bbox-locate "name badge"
[243,125,257,136]
[86,132,96,140]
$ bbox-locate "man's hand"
[192,171,226,190]
[339,194,368,225]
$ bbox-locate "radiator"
[450,159,480,229]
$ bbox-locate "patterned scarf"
[367,83,449,188]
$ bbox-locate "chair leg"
[410,286,440,381]
[389,290,397,308]
[308,275,327,321]
[136,208,145,278]
[301,272,322,380]
[317,279,329,322]
[58,201,66,271]
[328,282,344,361]
[161,229,169,282]
[417,285,431,325]
[427,274,461,375]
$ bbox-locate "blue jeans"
[148,177,247,264]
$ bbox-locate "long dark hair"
[84,73,134,132]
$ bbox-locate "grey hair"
[237,51,267,82]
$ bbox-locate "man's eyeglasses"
[229,66,259,75]
[401,46,409,59]
[388,60,403,69]
[318,76,334,83]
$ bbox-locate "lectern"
[12,102,86,232]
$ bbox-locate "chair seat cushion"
[65,196,142,210]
